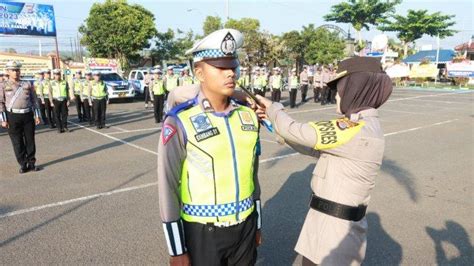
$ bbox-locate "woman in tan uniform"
[256,57,392,265]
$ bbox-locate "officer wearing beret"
[0,61,41,173]
[256,57,393,265]
[158,29,262,266]
[149,68,165,123]
[48,69,70,133]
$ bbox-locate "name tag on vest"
[195,127,220,142]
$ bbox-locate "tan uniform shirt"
[266,103,385,265]
[321,70,331,87]
[158,91,262,222]
[300,71,309,85]
[313,71,322,88]
[0,80,40,121]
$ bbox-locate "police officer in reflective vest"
[164,66,179,94]
[39,69,55,128]
[149,68,165,123]
[288,68,299,108]
[33,70,47,124]
[48,69,70,133]
[269,67,283,102]
[158,29,262,266]
[0,61,41,173]
[237,67,250,90]
[179,66,194,86]
[90,71,108,129]
[71,70,85,122]
[81,71,93,125]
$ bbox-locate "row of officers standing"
[237,65,339,108]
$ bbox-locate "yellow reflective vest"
[51,80,68,99]
[73,79,83,95]
[91,80,107,99]
[152,79,165,95]
[41,79,51,98]
[181,76,194,86]
[165,75,179,92]
[171,99,259,224]
[271,75,282,89]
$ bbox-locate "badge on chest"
[190,113,220,142]
[238,111,257,132]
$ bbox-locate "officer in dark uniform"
[0,61,41,173]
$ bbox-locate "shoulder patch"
[166,98,197,118]
[309,118,365,150]
[161,124,177,145]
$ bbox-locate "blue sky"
[2,0,473,54]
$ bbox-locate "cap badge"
[221,32,236,55]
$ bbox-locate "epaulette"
[165,97,197,118]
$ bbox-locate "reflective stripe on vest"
[152,80,165,95]
[309,118,365,150]
[82,80,91,96]
[272,75,282,89]
[238,76,249,87]
[176,103,259,224]
[51,80,68,98]
[92,81,107,98]
[166,75,178,91]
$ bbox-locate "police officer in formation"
[0,61,41,173]
[90,71,108,129]
[288,68,299,108]
[299,66,309,103]
[49,69,70,133]
[144,70,153,109]
[158,29,262,266]
[39,69,55,128]
[313,66,323,103]
[33,70,47,124]
[82,71,93,125]
[237,67,250,90]
[163,65,179,94]
[149,68,165,123]
[179,66,194,86]
[269,67,283,102]
[71,70,86,122]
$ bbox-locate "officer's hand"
[1,121,8,128]
[169,254,190,266]
[256,230,262,247]
[67,101,70,107]
[41,100,45,104]
[255,108,268,121]
[35,117,41,125]
[255,95,272,109]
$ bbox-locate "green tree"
[79,0,157,70]
[281,30,305,69]
[305,28,346,65]
[224,18,263,65]
[152,29,196,64]
[378,9,457,56]
[203,16,222,36]
[324,0,401,47]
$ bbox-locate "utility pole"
[225,0,229,22]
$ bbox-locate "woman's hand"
[255,95,272,109]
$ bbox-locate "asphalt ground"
[0,88,473,265]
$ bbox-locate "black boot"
[19,164,29,174]
[28,163,40,172]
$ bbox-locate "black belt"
[310,194,367,222]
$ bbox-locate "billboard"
[447,61,474,78]
[0,1,56,37]
[409,64,438,79]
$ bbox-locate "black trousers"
[289,88,298,108]
[43,98,54,126]
[320,86,328,104]
[301,84,308,102]
[83,100,92,123]
[7,112,36,167]
[74,94,83,120]
[93,98,107,127]
[144,86,151,104]
[271,90,281,102]
[53,99,68,130]
[183,211,257,266]
[329,87,337,104]
[153,94,164,123]
[313,86,322,102]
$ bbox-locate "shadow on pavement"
[39,130,159,168]
[426,220,474,265]
[381,158,418,202]
[258,164,314,265]
[0,206,17,216]
[363,212,403,265]
[0,170,151,247]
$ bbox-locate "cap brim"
[203,58,239,69]
[327,70,348,90]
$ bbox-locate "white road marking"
[107,127,162,135]
[109,125,128,132]
[0,182,158,219]
[68,121,158,155]
[2,118,461,219]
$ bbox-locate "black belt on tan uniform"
[310,194,367,222]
